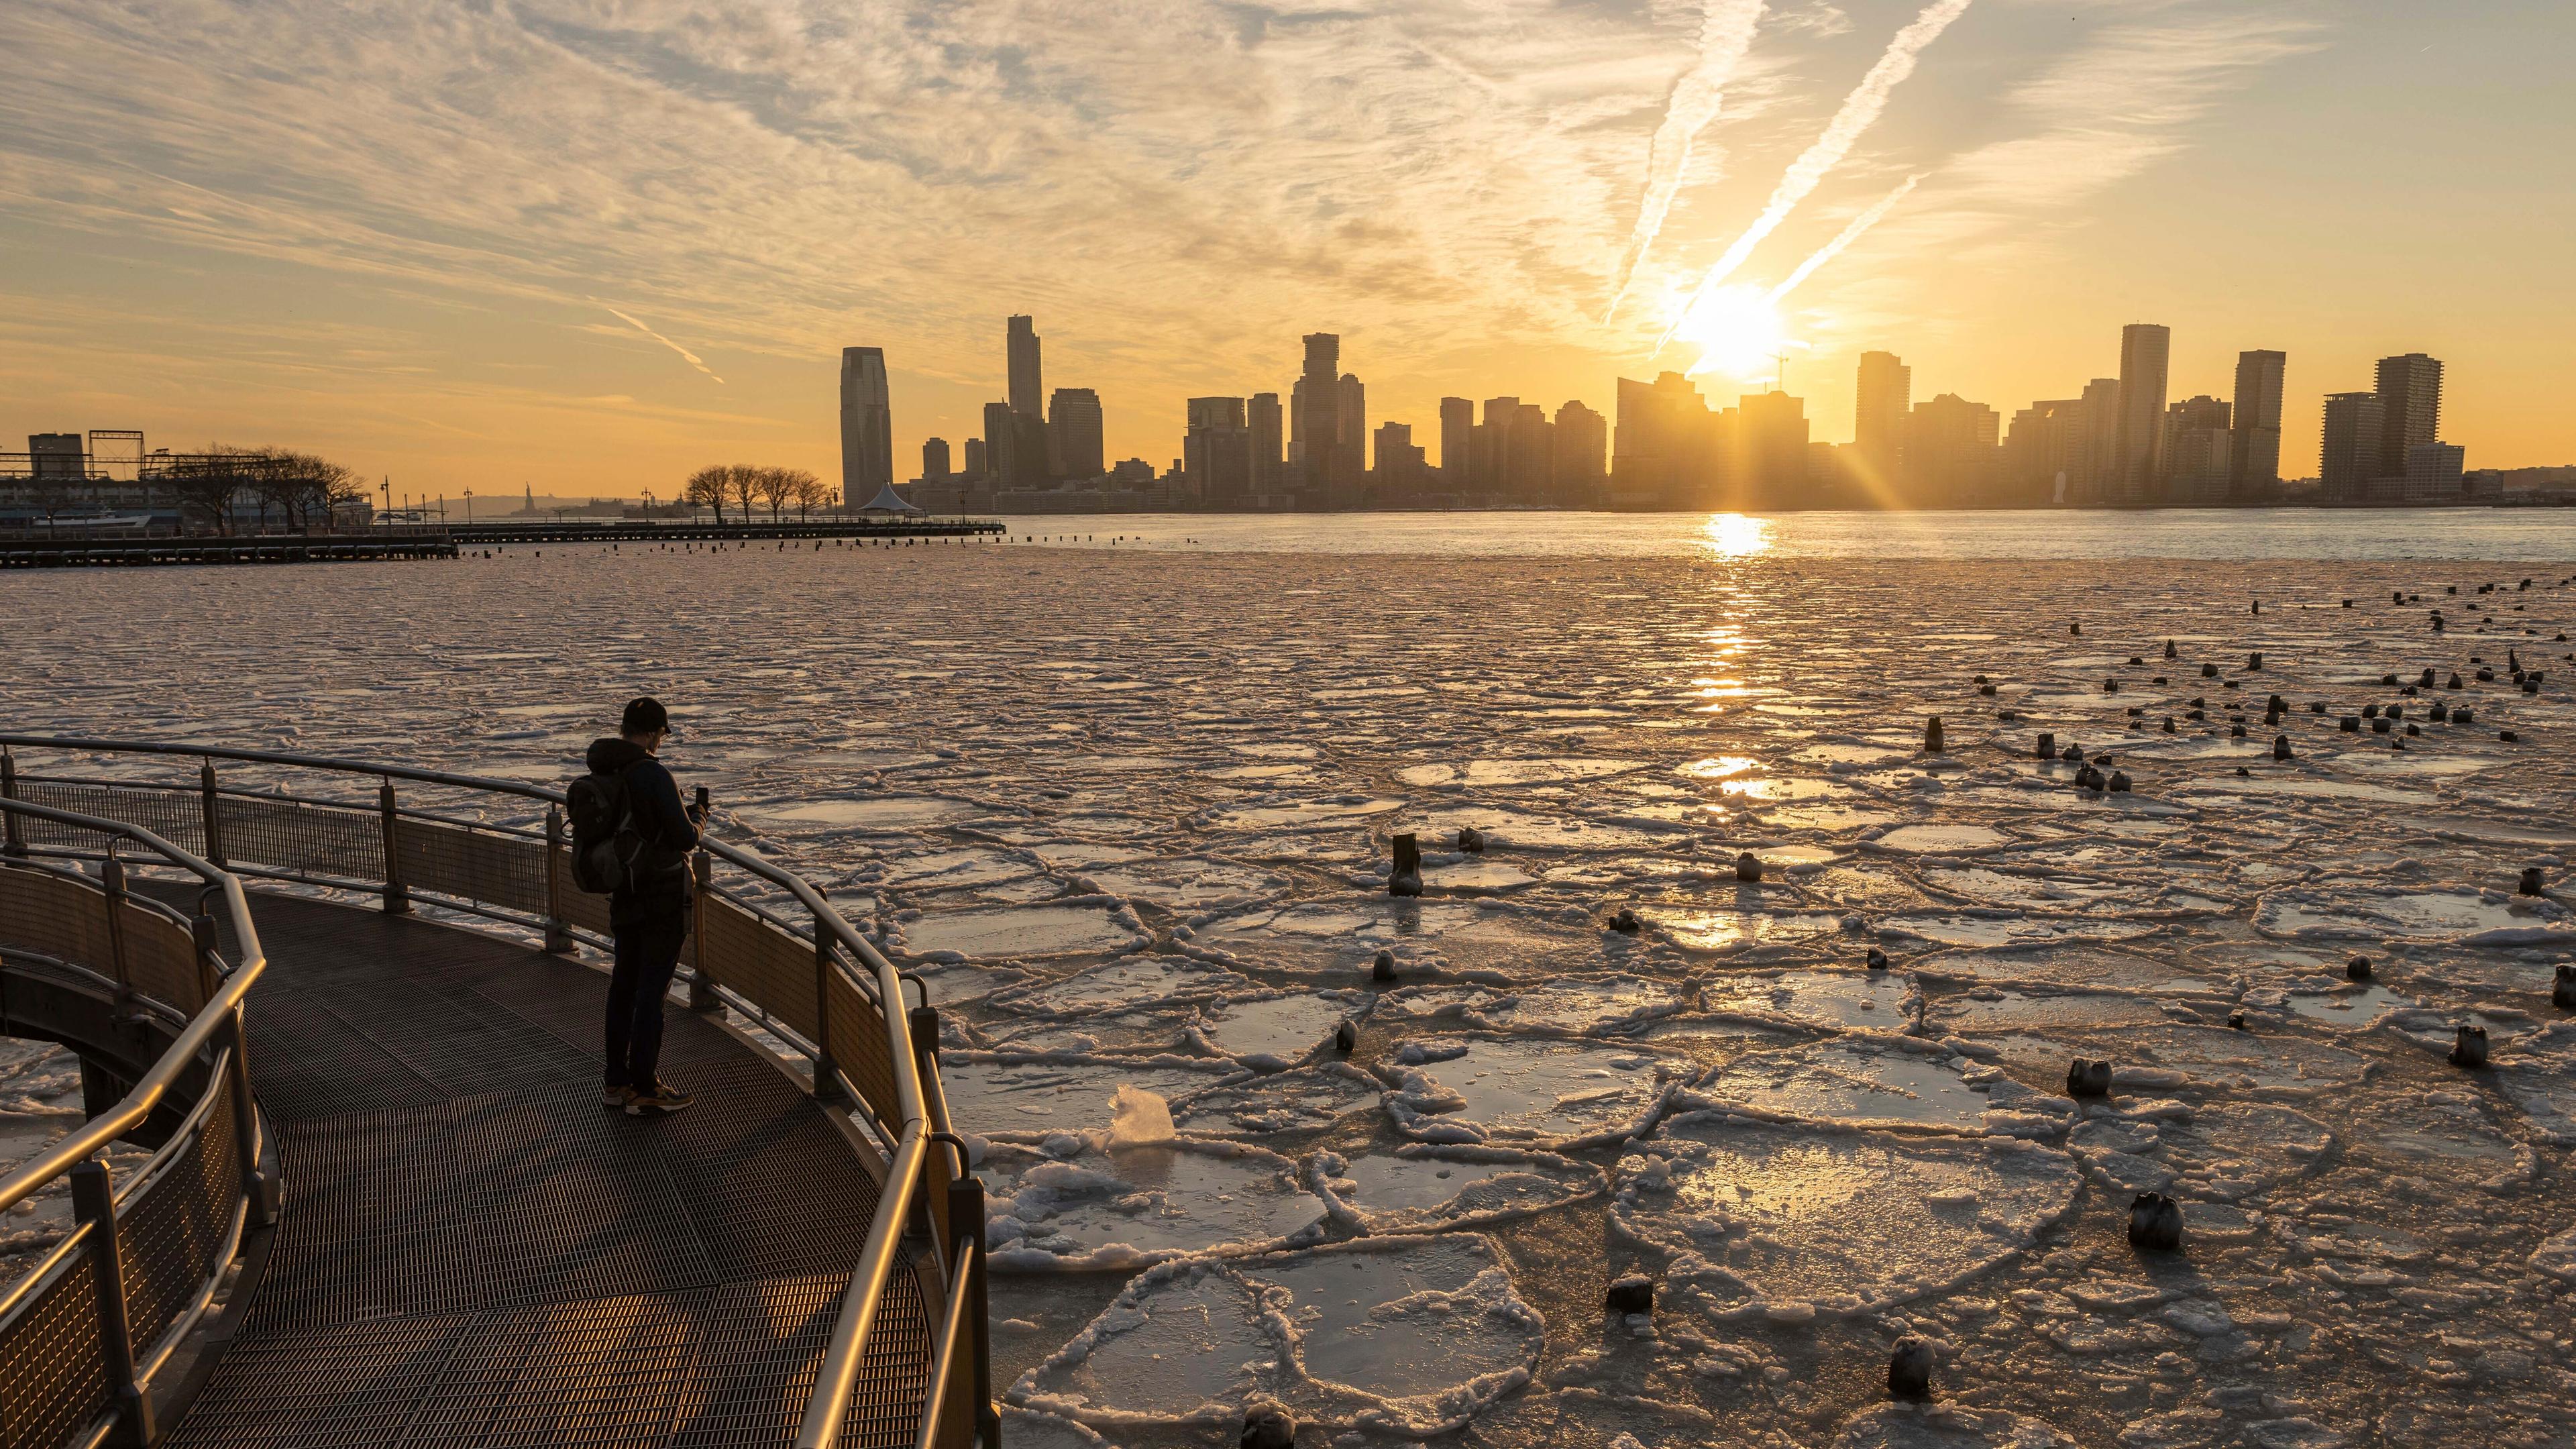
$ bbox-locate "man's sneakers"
[625,1081,694,1117]
[602,1084,633,1110]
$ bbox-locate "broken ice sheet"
[1703,968,1919,1032]
[1613,1112,2080,1317]
[987,956,1248,1016]
[1835,1403,2077,1448]
[1463,975,1696,1036]
[2067,1103,2332,1201]
[1169,1063,1383,1138]
[979,1138,1325,1271]
[996,1408,1117,1449]
[1925,987,2168,1036]
[2115,1024,2370,1097]
[1686,1038,2068,1138]
[1072,857,1289,913]
[1011,1234,1543,1437]
[1637,904,1845,955]
[2491,1024,2576,1144]
[2340,1091,2532,1189]
[2255,885,2576,945]
[896,900,1150,960]
[1188,899,1602,978]
[1189,990,1368,1070]
[943,1054,1244,1141]
[1383,1036,1681,1149]
[1309,1144,1603,1233]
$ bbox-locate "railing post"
[223,1010,279,1227]
[101,843,133,1000]
[540,806,574,955]
[951,1172,996,1449]
[377,780,409,914]
[686,842,718,1010]
[70,1160,157,1446]
[198,758,226,868]
[810,913,847,1105]
[1,745,24,858]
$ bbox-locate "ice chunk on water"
[2343,1092,2531,1189]
[1191,900,1603,978]
[1835,1403,2076,1448]
[1686,1038,2066,1138]
[1882,912,2160,949]
[1613,1113,2080,1316]
[996,1408,1116,1449]
[1927,987,2167,1036]
[1637,906,1845,955]
[2491,1024,2576,1144]
[980,1138,1322,1271]
[2532,1222,2576,1283]
[1076,857,1289,913]
[1705,969,1919,1032]
[1105,1084,1173,1147]
[1170,1063,1383,1138]
[1190,991,1366,1071]
[1383,1036,1680,1149]
[944,1054,1244,1141]
[899,900,1150,960]
[989,957,1248,1016]
[2069,1103,2332,1201]
[1310,1144,1603,1234]
[1014,1234,1543,1437]
[2117,1024,2370,1097]
[1873,824,2009,853]
[1464,975,1695,1036]
[2255,885,2576,945]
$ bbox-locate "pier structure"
[0,736,991,1448]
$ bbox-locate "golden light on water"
[1701,513,1772,557]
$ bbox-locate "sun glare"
[1701,513,1772,557]
[1672,283,1788,380]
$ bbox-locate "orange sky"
[2,0,2567,498]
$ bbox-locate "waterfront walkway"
[162,890,934,1448]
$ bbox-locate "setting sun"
[1672,283,1790,381]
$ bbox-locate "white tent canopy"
[858,482,924,515]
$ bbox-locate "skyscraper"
[1854,351,1910,488]
[1901,394,1999,507]
[2160,396,2233,506]
[2373,353,2443,478]
[1248,393,1283,493]
[2004,400,2083,504]
[963,437,987,477]
[2114,324,2171,503]
[1735,391,1812,510]
[2319,390,2385,502]
[838,347,893,504]
[1552,400,1607,503]
[1185,396,1253,506]
[1438,398,1474,481]
[2076,378,2123,502]
[1336,372,1368,489]
[1611,372,1713,509]
[1006,316,1043,418]
[1048,388,1104,479]
[982,401,1022,486]
[1297,333,1340,502]
[2230,350,2286,500]
[922,437,951,481]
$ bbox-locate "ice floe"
[1309,1144,1602,1234]
[979,1138,1326,1270]
[1382,1036,1682,1149]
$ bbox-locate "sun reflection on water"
[1701,514,1772,557]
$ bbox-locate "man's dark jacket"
[583,738,699,922]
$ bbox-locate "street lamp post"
[464,489,474,523]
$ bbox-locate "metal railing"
[0,796,274,1449]
[0,736,995,1449]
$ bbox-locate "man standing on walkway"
[582,696,703,1116]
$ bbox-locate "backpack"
[567,769,647,894]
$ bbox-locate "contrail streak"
[603,305,726,383]
[1766,173,1922,302]
[1659,0,1972,348]
[1605,0,1768,321]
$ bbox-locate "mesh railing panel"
[116,1073,240,1360]
[397,818,549,918]
[0,1238,111,1449]
[122,902,205,1015]
[0,864,109,973]
[823,968,902,1142]
[214,794,382,883]
[7,780,207,857]
[698,897,817,1041]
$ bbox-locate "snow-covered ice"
[15,540,2576,1444]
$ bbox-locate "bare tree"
[724,464,757,523]
[786,470,829,520]
[682,465,729,523]
[751,465,801,521]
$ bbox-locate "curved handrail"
[0,798,267,1215]
[0,733,978,1447]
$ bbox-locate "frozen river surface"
[7,537,2576,1447]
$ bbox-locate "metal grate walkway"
[162,892,933,1448]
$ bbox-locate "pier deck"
[160,890,933,1448]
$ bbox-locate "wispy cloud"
[1604,0,1768,321]
[1660,0,1973,347]
[1768,171,1920,302]
[601,305,725,384]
